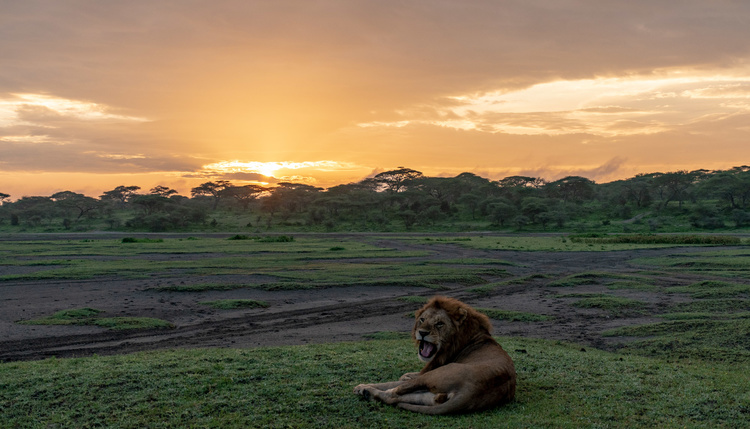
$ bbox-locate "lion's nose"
[418,330,429,338]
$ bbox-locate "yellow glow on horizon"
[201,160,360,179]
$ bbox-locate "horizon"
[2,2,750,199]
[1,163,744,202]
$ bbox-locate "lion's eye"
[419,318,425,323]
[435,321,445,328]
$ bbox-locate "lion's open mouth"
[419,340,437,359]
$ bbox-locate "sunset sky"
[2,1,750,199]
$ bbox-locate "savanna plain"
[1,232,749,428]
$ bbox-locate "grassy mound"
[1,338,749,428]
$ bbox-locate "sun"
[201,161,283,178]
[256,162,282,178]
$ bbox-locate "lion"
[353,296,516,415]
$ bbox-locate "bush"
[122,237,164,243]
[570,234,741,245]
[228,234,252,240]
[258,235,294,242]
[732,210,750,227]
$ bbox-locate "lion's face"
[413,306,460,363]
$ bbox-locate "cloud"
[3,1,750,197]
[358,73,750,137]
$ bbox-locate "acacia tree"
[373,167,423,193]
[0,193,10,205]
[622,174,653,208]
[50,191,100,220]
[272,183,323,215]
[191,180,232,209]
[497,176,546,189]
[150,185,178,198]
[699,167,750,210]
[546,176,596,203]
[651,171,696,209]
[131,194,172,215]
[9,196,54,226]
[225,184,268,210]
[100,185,141,204]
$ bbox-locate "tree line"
[1,166,749,232]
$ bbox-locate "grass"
[400,303,551,322]
[568,295,647,315]
[671,298,750,313]
[570,234,743,245]
[0,237,432,282]
[200,299,270,310]
[153,283,252,292]
[3,234,750,426]
[415,235,746,252]
[227,234,295,242]
[605,318,750,362]
[428,258,517,266]
[121,237,164,243]
[396,296,429,304]
[635,249,750,279]
[1,338,749,428]
[1,236,507,292]
[547,272,652,288]
[556,293,646,310]
[477,308,551,322]
[17,308,174,331]
[667,280,750,299]
[604,296,750,362]
[469,274,552,294]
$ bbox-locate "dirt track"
[0,233,730,362]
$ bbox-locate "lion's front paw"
[353,384,370,396]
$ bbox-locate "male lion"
[353,296,516,415]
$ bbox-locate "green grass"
[200,299,270,310]
[1,338,749,428]
[477,308,551,322]
[607,280,659,292]
[668,280,750,299]
[418,235,728,252]
[227,234,294,242]
[121,237,164,243]
[605,318,750,362]
[0,236,420,260]
[428,258,517,266]
[671,298,750,313]
[153,283,251,292]
[88,317,175,330]
[0,237,432,282]
[16,307,104,324]
[548,272,652,288]
[396,296,429,304]
[570,234,743,245]
[17,308,174,331]
[561,294,647,312]
[604,296,750,362]
[362,331,412,340]
[469,274,552,294]
[635,249,750,278]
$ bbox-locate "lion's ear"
[456,308,468,325]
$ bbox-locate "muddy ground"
[0,233,727,362]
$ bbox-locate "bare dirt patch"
[0,233,734,361]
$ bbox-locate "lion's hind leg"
[398,372,420,381]
[354,380,406,401]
